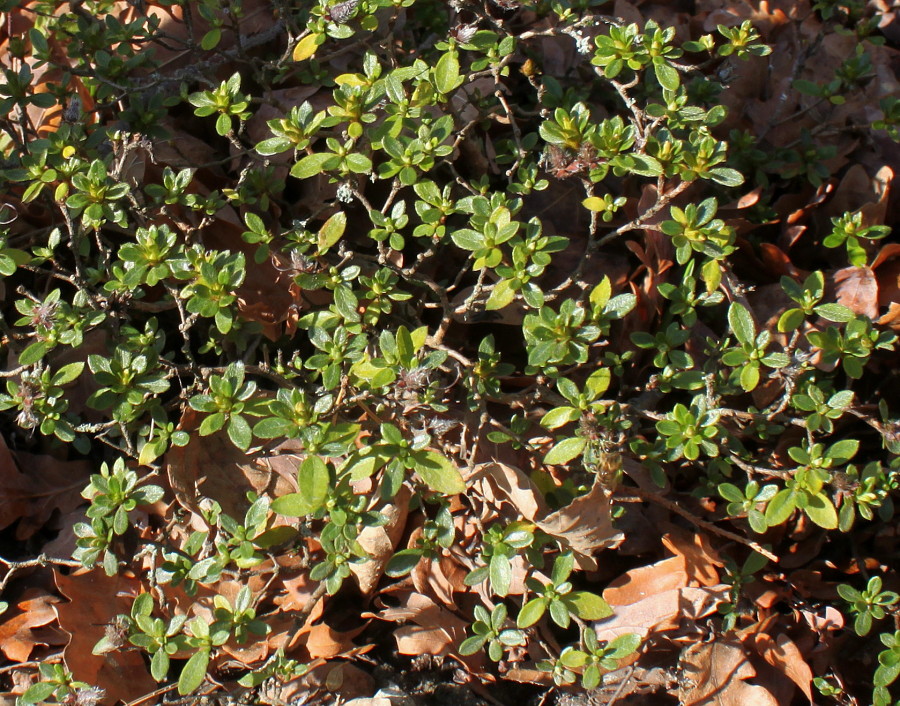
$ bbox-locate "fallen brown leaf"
[536,477,624,570]
[679,639,779,706]
[833,266,879,319]
[595,585,728,643]
[54,569,156,705]
[0,593,63,662]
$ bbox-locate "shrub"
[0,0,898,704]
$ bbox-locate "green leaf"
[385,549,424,577]
[291,152,333,179]
[434,50,462,94]
[826,439,859,464]
[52,362,84,386]
[653,59,680,90]
[486,279,516,311]
[541,406,580,430]
[544,436,587,465]
[708,167,745,187]
[19,341,50,367]
[178,648,210,695]
[298,455,331,509]
[255,136,293,155]
[764,488,796,526]
[412,451,466,495]
[739,363,759,392]
[728,302,755,345]
[517,597,548,628]
[20,681,58,705]
[815,303,854,322]
[458,635,488,655]
[804,492,838,529]
[490,553,512,597]
[318,211,347,253]
[563,591,613,620]
[227,414,253,451]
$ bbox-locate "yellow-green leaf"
[293,33,323,62]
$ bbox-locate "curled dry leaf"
[0,593,63,663]
[0,434,91,540]
[661,530,723,587]
[742,630,813,702]
[833,266,879,320]
[473,462,550,521]
[54,569,156,705]
[678,639,779,706]
[596,554,729,642]
[350,485,410,595]
[536,477,624,570]
[367,590,470,659]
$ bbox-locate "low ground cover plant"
[0,0,898,704]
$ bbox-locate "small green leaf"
[764,488,796,526]
[318,211,347,253]
[728,302,755,345]
[413,451,466,495]
[563,591,613,620]
[178,649,210,695]
[385,549,425,577]
[541,407,580,430]
[739,363,759,392]
[19,341,50,367]
[291,152,333,179]
[708,167,745,187]
[544,437,587,465]
[517,597,548,628]
[490,553,512,597]
[804,492,838,529]
[433,50,462,94]
[653,59,680,90]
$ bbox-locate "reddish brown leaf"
[0,438,91,540]
[603,556,689,606]
[536,478,624,570]
[0,593,62,662]
[54,570,156,705]
[661,530,723,587]
[833,266,879,319]
[368,591,470,659]
[595,585,729,643]
[744,631,813,701]
[678,640,779,706]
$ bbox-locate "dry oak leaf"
[678,639,779,706]
[833,266,879,320]
[53,569,156,706]
[350,485,411,595]
[0,435,91,540]
[166,408,296,520]
[596,560,729,644]
[741,621,813,702]
[472,462,550,521]
[536,477,624,570]
[366,590,470,659]
[0,592,63,662]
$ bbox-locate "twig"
[621,486,779,563]
[607,664,636,706]
[0,554,84,593]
